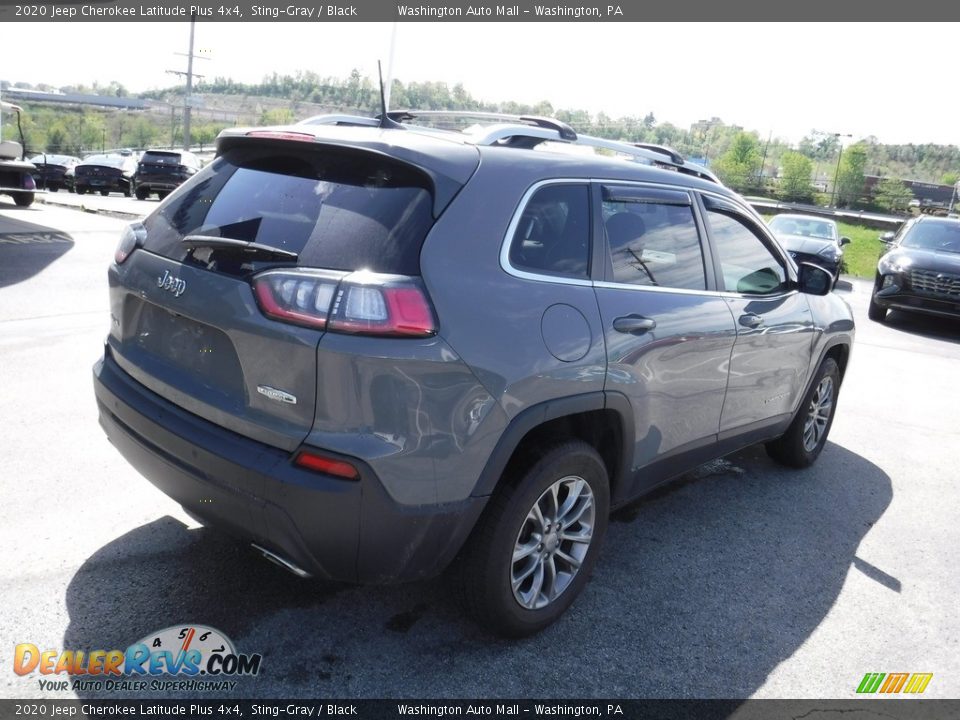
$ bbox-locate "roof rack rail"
[391,110,577,141]
[292,110,718,183]
[632,143,685,165]
[465,123,718,183]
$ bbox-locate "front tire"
[868,296,887,322]
[454,441,609,637]
[868,274,887,322]
[766,357,840,468]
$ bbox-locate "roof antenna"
[377,60,403,130]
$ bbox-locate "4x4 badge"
[157,270,186,297]
[257,386,298,405]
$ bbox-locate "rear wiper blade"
[182,234,299,260]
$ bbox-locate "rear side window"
[142,145,435,276]
[602,186,705,290]
[509,184,591,279]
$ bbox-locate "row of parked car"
[28,148,202,200]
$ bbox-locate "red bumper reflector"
[294,451,360,480]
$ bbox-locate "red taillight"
[294,451,360,480]
[252,269,437,337]
[114,222,146,265]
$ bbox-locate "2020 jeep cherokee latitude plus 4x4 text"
[93,113,854,636]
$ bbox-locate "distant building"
[690,117,742,136]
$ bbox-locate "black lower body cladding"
[93,351,485,584]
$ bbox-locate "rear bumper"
[76,179,128,191]
[93,351,485,584]
[134,175,186,191]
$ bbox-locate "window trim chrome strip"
[500,178,799,300]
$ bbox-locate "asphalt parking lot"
[1,196,958,701]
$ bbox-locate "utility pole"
[183,17,195,151]
[815,130,852,208]
[165,14,208,150]
[758,130,772,191]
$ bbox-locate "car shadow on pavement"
[63,442,890,699]
[881,309,960,343]
[0,211,74,289]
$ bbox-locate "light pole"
[826,132,852,207]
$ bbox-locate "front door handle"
[613,315,657,334]
[739,313,763,328]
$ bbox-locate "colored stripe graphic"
[857,673,886,694]
[880,673,909,693]
[904,673,933,694]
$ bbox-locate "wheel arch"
[472,392,633,507]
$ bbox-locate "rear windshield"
[142,144,435,276]
[140,152,182,165]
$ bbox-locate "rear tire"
[76,187,87,195]
[453,441,609,637]
[766,357,840,468]
[99,189,110,197]
[135,187,149,200]
[13,192,34,207]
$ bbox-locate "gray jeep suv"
[93,113,854,636]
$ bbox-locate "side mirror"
[879,231,896,244]
[839,236,851,246]
[797,263,832,296]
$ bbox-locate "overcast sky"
[2,22,958,147]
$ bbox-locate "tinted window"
[706,208,788,294]
[142,145,435,276]
[768,215,838,241]
[509,184,590,279]
[141,152,182,165]
[603,196,705,290]
[901,221,960,253]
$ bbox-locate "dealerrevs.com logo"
[13,625,262,693]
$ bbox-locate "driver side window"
[706,208,788,294]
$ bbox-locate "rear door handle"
[613,315,657,334]
[739,313,763,328]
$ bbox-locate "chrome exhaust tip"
[252,543,311,578]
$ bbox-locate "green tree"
[259,107,295,125]
[778,151,814,202]
[713,132,762,191]
[836,143,868,207]
[874,178,914,213]
[942,172,959,186]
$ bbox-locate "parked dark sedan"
[74,153,137,196]
[29,154,80,192]
[869,216,960,322]
[133,149,201,200]
[768,214,850,280]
